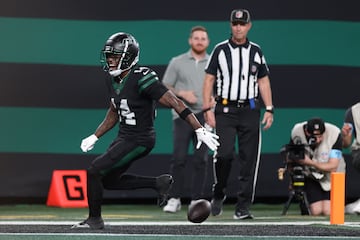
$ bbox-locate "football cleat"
[71,217,105,230]
[156,174,174,207]
[210,196,226,216]
[233,209,254,220]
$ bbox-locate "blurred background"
[0,0,359,204]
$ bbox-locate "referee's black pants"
[213,104,261,211]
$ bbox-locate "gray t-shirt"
[162,50,209,119]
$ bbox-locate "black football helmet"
[100,32,140,77]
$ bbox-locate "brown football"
[187,199,211,223]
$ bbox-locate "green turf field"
[0,203,356,222]
[0,203,360,240]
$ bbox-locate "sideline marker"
[46,170,88,208]
[330,172,345,224]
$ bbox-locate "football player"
[72,32,219,229]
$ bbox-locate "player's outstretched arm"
[158,90,219,151]
[159,90,201,127]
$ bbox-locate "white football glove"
[80,134,98,152]
[195,127,220,151]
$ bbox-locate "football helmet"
[100,32,140,77]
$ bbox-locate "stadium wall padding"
[1,0,359,202]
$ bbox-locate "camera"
[280,136,311,215]
[282,137,306,191]
[285,137,306,161]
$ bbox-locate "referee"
[202,9,274,220]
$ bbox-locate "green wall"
[0,107,346,154]
[1,18,359,66]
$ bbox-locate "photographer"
[286,117,346,216]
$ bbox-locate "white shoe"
[345,198,360,214]
[163,198,181,213]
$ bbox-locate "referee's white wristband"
[265,106,274,114]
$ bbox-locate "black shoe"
[211,196,226,216]
[233,209,254,220]
[156,174,174,207]
[71,217,105,229]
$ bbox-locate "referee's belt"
[216,98,254,107]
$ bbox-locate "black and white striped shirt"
[205,38,269,101]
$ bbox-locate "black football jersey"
[105,66,168,141]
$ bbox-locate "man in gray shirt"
[162,26,211,213]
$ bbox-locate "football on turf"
[187,199,211,223]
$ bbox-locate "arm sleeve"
[138,67,169,100]
[257,49,270,79]
[205,48,219,76]
[329,149,342,159]
[144,79,169,101]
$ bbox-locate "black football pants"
[86,136,154,218]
